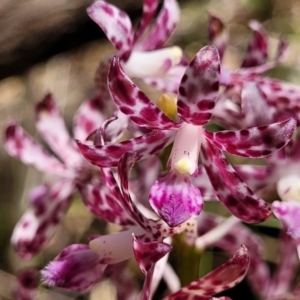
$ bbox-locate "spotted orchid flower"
[42,152,196,296]
[77,45,296,227]
[89,0,186,95]
[4,94,107,259]
[209,15,300,127]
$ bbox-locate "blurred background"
[1,0,300,299]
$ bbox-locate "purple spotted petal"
[87,0,133,59]
[241,81,277,127]
[133,235,172,300]
[272,201,300,243]
[73,95,106,141]
[139,0,180,51]
[77,129,175,167]
[11,180,74,259]
[108,57,180,130]
[42,244,106,292]
[241,20,268,68]
[143,63,187,94]
[4,121,69,176]
[206,118,296,158]
[164,245,249,299]
[238,39,288,76]
[35,94,82,167]
[200,139,271,223]
[197,213,270,299]
[251,76,300,123]
[13,268,39,300]
[267,232,298,298]
[134,0,159,44]
[208,14,228,60]
[177,45,220,126]
[77,183,135,226]
[149,170,204,227]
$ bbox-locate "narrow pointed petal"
[78,183,135,226]
[108,57,180,130]
[200,139,271,223]
[4,121,68,176]
[139,0,180,51]
[238,39,288,76]
[35,94,82,167]
[197,212,271,299]
[143,63,187,94]
[241,82,277,127]
[149,170,204,227]
[177,46,220,125]
[11,180,74,259]
[77,129,175,167]
[73,95,106,141]
[134,0,159,43]
[100,109,129,143]
[267,232,298,298]
[42,244,106,292]
[208,14,228,60]
[241,20,268,68]
[272,201,300,243]
[13,268,39,300]
[89,227,145,264]
[206,118,296,158]
[87,0,133,58]
[164,245,249,299]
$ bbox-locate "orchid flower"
[77,45,296,227]
[209,15,300,127]
[42,152,196,296]
[4,94,106,259]
[88,0,186,95]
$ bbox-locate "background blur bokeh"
[1,0,300,299]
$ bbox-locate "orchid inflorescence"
[5,0,300,299]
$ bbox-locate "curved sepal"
[241,20,268,68]
[200,139,271,223]
[76,129,175,167]
[164,245,249,299]
[4,120,69,176]
[11,181,74,259]
[87,0,133,59]
[177,45,220,126]
[108,57,180,130]
[139,0,180,51]
[206,118,296,158]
